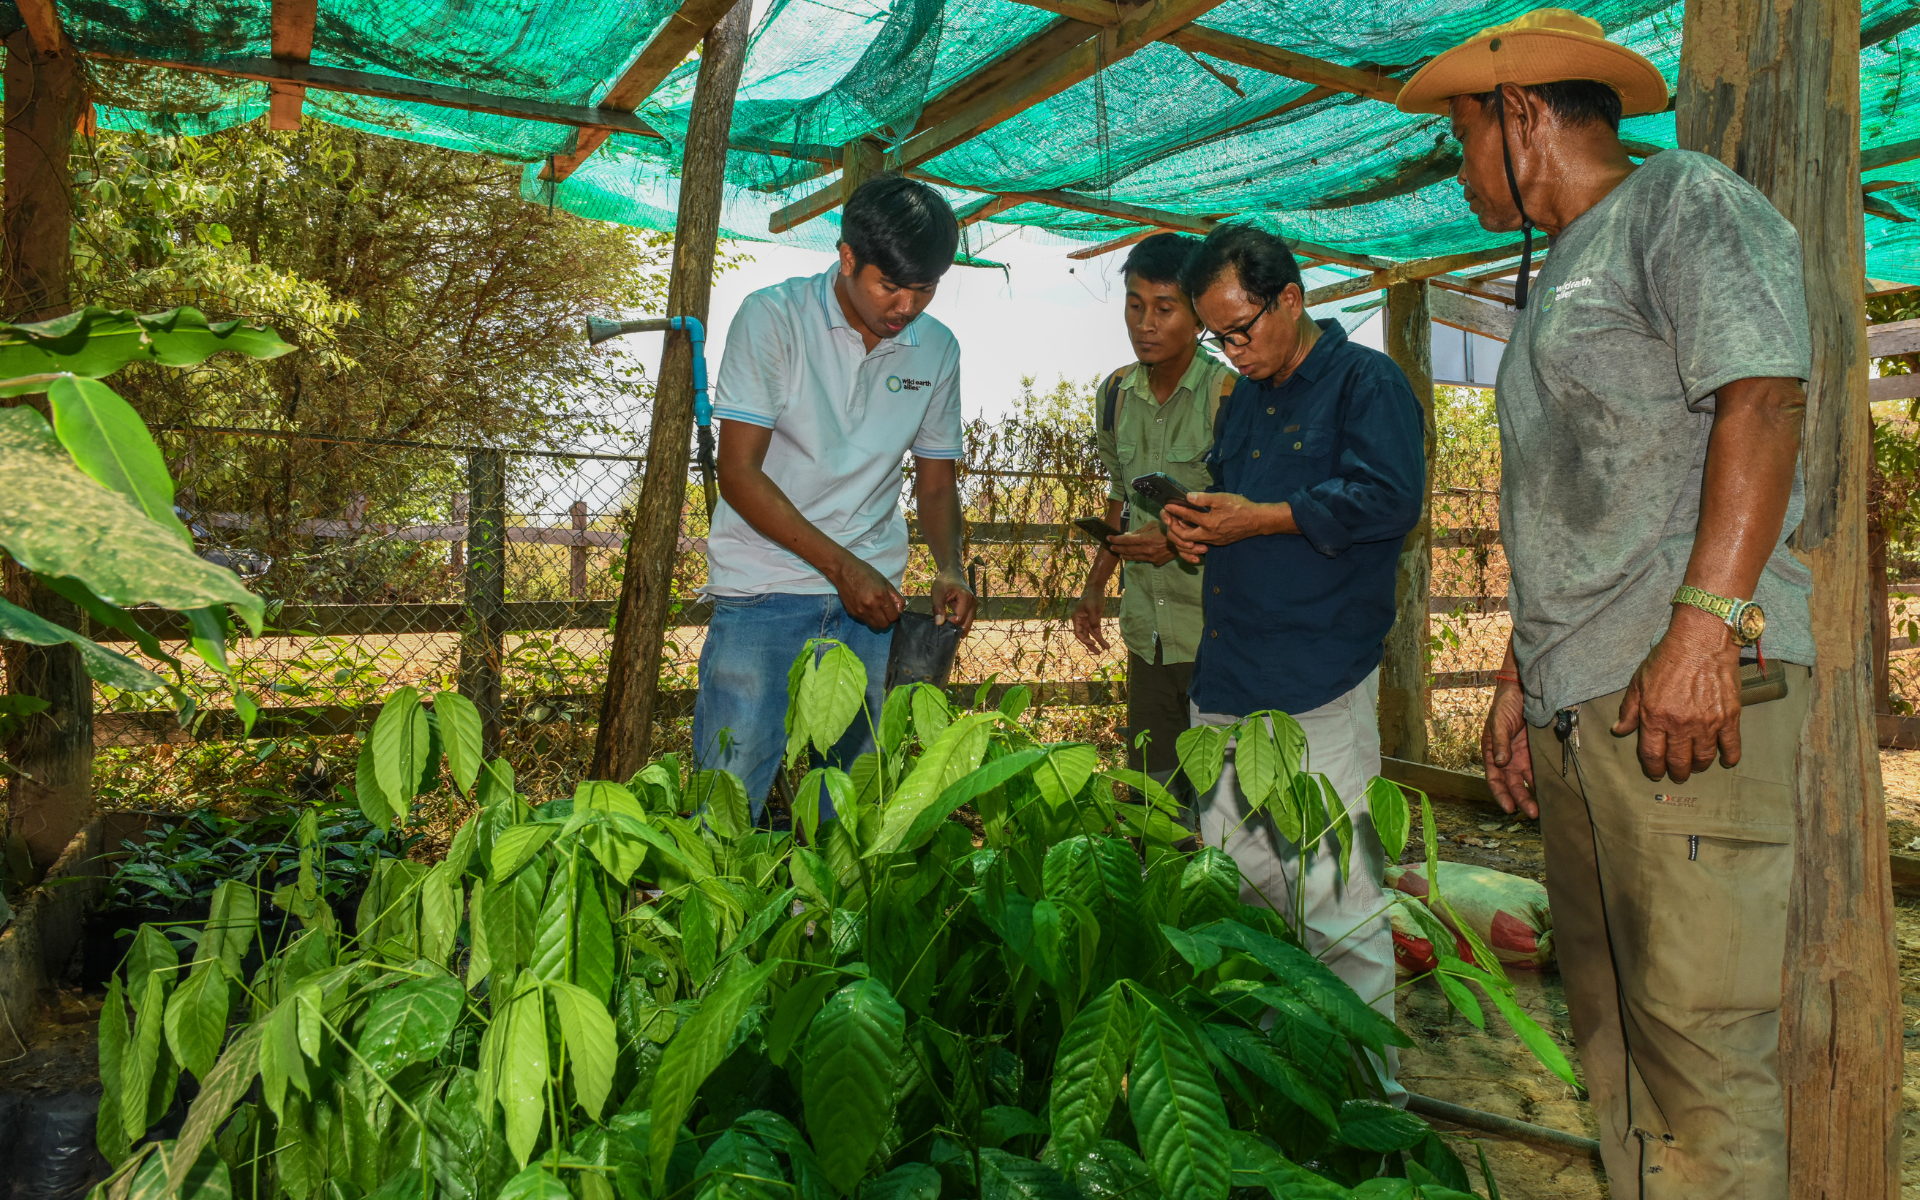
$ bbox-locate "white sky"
[611,227,1391,424]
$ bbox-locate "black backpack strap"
[1099,368,1127,434]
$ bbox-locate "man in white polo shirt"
[696,174,976,817]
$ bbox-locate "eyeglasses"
[1201,299,1274,350]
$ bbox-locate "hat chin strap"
[1495,93,1535,310]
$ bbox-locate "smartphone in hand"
[1073,516,1123,542]
[1131,472,1209,512]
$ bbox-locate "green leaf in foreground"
[1128,995,1230,1200]
[47,374,193,544]
[978,1147,1078,1199]
[0,406,263,632]
[356,975,463,1078]
[804,977,908,1194]
[1049,981,1135,1161]
[0,305,293,390]
[0,594,165,691]
[650,960,778,1192]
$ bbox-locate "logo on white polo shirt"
[886,375,933,392]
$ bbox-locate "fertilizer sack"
[1385,861,1554,973]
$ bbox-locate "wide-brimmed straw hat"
[1395,8,1669,116]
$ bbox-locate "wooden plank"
[1067,228,1156,259]
[85,53,665,138]
[1861,135,1920,173]
[1379,756,1495,809]
[1677,0,1901,1187]
[1868,373,1920,402]
[1427,285,1516,342]
[269,0,317,130]
[1867,317,1920,358]
[908,16,1105,137]
[1302,242,1531,307]
[958,194,1024,227]
[1004,0,1401,101]
[1863,192,1914,223]
[1380,279,1434,762]
[543,0,745,181]
[85,601,616,642]
[1163,24,1401,103]
[591,0,753,781]
[13,0,63,55]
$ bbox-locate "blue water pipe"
[586,312,716,515]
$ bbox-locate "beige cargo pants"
[1528,665,1810,1200]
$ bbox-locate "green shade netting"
[52,0,1920,283]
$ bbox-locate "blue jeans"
[690,592,891,817]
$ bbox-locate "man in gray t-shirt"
[1400,11,1812,1198]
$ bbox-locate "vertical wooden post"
[1677,0,1900,1194]
[569,500,590,599]
[2,28,90,881]
[1379,280,1435,762]
[591,0,753,781]
[841,138,884,198]
[459,450,507,760]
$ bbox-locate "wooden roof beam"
[88,53,668,138]
[1006,0,1402,102]
[14,0,65,54]
[541,0,744,182]
[1067,228,1157,259]
[269,0,317,130]
[1863,135,1920,173]
[772,0,1229,232]
[1302,242,1531,307]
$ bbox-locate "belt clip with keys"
[1553,707,1580,778]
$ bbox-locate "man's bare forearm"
[1683,376,1805,607]
[913,458,967,578]
[1082,498,1125,594]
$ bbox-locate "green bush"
[92,643,1567,1200]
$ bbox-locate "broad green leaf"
[47,375,192,543]
[794,767,854,847]
[165,1024,263,1195]
[233,690,260,738]
[1366,777,1410,864]
[1159,924,1223,972]
[801,640,869,757]
[803,977,908,1195]
[1192,921,1410,1051]
[358,975,463,1077]
[491,824,557,880]
[908,681,952,743]
[1435,969,1487,1030]
[861,1162,942,1200]
[420,860,462,965]
[1199,1023,1338,1133]
[198,881,256,980]
[0,306,293,388]
[1478,980,1578,1087]
[1072,1140,1164,1200]
[1337,1099,1426,1153]
[877,745,1045,855]
[574,870,617,1003]
[483,862,546,981]
[0,594,166,691]
[126,924,179,1011]
[790,846,838,910]
[767,971,841,1067]
[877,684,913,754]
[649,960,779,1191]
[1033,743,1098,810]
[1234,718,1276,808]
[885,711,995,834]
[96,975,131,1162]
[1128,995,1231,1200]
[371,687,431,816]
[1049,981,1135,1160]
[998,684,1033,721]
[549,980,618,1118]
[493,973,550,1165]
[1099,767,1181,817]
[162,962,228,1079]
[123,1138,231,1200]
[1268,711,1307,780]
[1175,724,1228,796]
[435,691,485,794]
[0,406,263,631]
[355,739,392,832]
[694,769,751,839]
[978,1147,1078,1199]
[123,973,170,1141]
[1178,849,1242,929]
[682,886,719,986]
[496,1164,572,1200]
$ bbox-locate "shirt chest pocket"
[1246,424,1336,496]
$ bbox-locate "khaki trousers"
[1528,666,1809,1200]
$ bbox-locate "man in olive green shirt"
[1072,234,1236,825]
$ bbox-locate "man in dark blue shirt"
[1161,224,1425,1097]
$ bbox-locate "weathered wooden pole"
[1379,280,1434,762]
[591,0,753,781]
[2,28,91,881]
[1677,0,1901,1194]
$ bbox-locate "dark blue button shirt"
[1192,319,1426,717]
